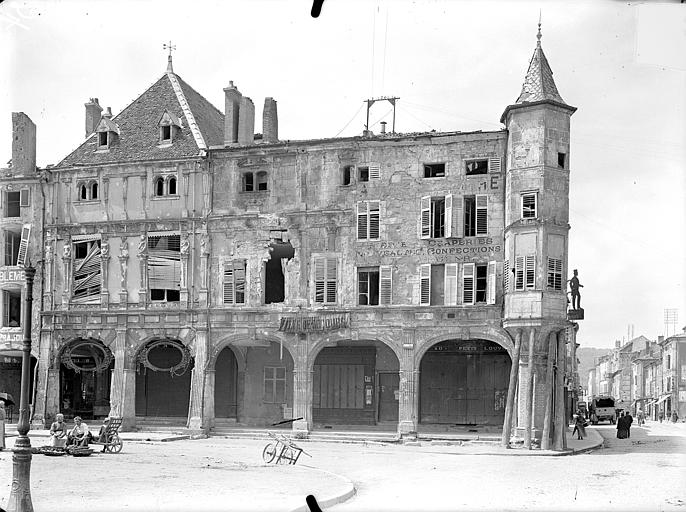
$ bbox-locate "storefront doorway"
[214,347,238,418]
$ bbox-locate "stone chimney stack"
[11,112,36,175]
[262,97,278,143]
[223,81,242,145]
[238,96,255,145]
[85,98,103,137]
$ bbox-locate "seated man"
[66,416,90,447]
[49,413,68,447]
[96,417,111,442]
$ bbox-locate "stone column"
[292,334,311,433]
[137,234,147,306]
[100,238,110,308]
[45,368,60,422]
[199,232,210,306]
[109,328,135,430]
[61,237,72,309]
[204,369,216,431]
[42,234,54,309]
[398,332,417,436]
[541,331,557,450]
[553,330,567,451]
[501,329,522,447]
[118,240,129,306]
[31,330,53,428]
[188,329,208,432]
[523,328,536,450]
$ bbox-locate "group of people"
[616,411,634,439]
[49,414,111,450]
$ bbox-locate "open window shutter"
[369,201,380,240]
[503,259,510,294]
[73,240,102,301]
[515,256,524,290]
[488,157,502,173]
[379,265,392,305]
[453,196,464,238]
[462,263,475,305]
[486,261,497,305]
[525,255,535,288]
[419,264,431,306]
[444,194,453,238]
[357,202,368,240]
[326,257,337,303]
[19,189,30,207]
[419,196,431,239]
[314,258,325,303]
[444,263,458,306]
[223,262,234,304]
[148,235,181,290]
[369,163,381,180]
[16,224,31,266]
[234,260,246,304]
[476,195,488,235]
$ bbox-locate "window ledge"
[95,147,110,153]
[157,142,173,148]
[151,195,180,201]
[74,199,102,205]
[239,190,270,195]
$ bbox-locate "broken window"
[514,255,536,291]
[2,289,21,327]
[5,192,20,217]
[464,195,488,236]
[475,264,488,303]
[72,239,102,303]
[256,171,268,191]
[558,152,566,169]
[522,193,537,219]
[465,159,488,175]
[265,241,294,304]
[424,163,446,178]
[264,366,286,403]
[357,201,380,240]
[314,257,337,304]
[547,258,563,291]
[4,230,21,266]
[148,234,181,302]
[342,165,353,186]
[223,260,246,305]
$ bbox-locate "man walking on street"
[626,411,633,438]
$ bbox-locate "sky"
[0,0,684,349]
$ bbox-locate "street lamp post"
[7,266,36,512]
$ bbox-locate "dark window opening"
[161,125,171,141]
[466,159,488,175]
[98,132,108,147]
[431,197,445,238]
[242,173,254,192]
[3,290,21,327]
[80,185,87,200]
[475,264,488,303]
[154,177,164,196]
[358,268,380,306]
[4,230,21,266]
[168,177,177,195]
[74,241,90,259]
[6,192,21,217]
[424,163,446,178]
[464,196,476,237]
[358,166,369,182]
[91,183,98,200]
[264,241,294,304]
[558,152,566,168]
[257,171,268,191]
[343,166,353,186]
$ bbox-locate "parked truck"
[589,396,616,425]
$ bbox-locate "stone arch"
[52,330,116,369]
[308,331,403,371]
[129,327,196,363]
[208,333,295,371]
[414,326,515,367]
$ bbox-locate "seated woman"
[49,413,68,447]
[66,416,90,447]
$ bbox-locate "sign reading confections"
[356,237,502,263]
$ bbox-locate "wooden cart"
[262,431,310,465]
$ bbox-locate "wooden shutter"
[369,163,381,180]
[488,157,502,173]
[379,265,392,305]
[476,194,488,235]
[547,258,563,290]
[462,263,475,305]
[420,196,431,239]
[16,224,31,267]
[444,194,453,238]
[419,264,431,306]
[522,193,537,219]
[525,255,535,288]
[223,261,244,304]
[325,257,337,303]
[19,189,30,207]
[444,263,458,306]
[503,259,510,293]
[369,201,380,240]
[357,202,368,240]
[314,258,326,303]
[72,240,102,301]
[515,256,524,290]
[486,260,497,305]
[453,196,464,238]
[148,235,181,291]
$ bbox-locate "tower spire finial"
[163,41,176,73]
[537,11,542,48]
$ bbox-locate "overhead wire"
[333,103,364,138]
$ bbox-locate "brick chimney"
[262,97,278,143]
[85,98,103,137]
[11,112,36,175]
[238,96,255,145]
[223,82,242,145]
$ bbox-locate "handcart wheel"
[109,434,123,454]
[277,447,294,464]
[262,443,278,463]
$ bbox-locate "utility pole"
[7,265,36,512]
[364,96,399,135]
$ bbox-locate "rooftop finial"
[537,11,542,48]
[163,41,176,73]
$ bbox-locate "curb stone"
[288,466,356,512]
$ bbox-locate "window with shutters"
[465,159,488,175]
[462,263,475,305]
[475,264,488,303]
[515,255,536,290]
[522,193,537,219]
[4,230,21,266]
[264,366,286,403]
[357,163,380,183]
[223,260,246,305]
[2,289,21,327]
[464,195,488,236]
[420,195,453,239]
[5,192,21,217]
[357,201,380,240]
[358,267,379,305]
[72,239,102,302]
[419,263,458,306]
[15,225,30,267]
[148,234,181,302]
[503,259,510,294]
[423,163,446,178]
[547,258,563,291]
[314,257,337,304]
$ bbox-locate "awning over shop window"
[657,395,671,404]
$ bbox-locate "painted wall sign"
[356,237,502,262]
[278,312,350,333]
[0,268,24,282]
[0,330,22,343]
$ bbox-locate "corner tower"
[502,25,576,326]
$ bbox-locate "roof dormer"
[95,107,120,150]
[158,110,183,145]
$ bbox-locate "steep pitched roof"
[56,69,224,168]
[515,42,567,105]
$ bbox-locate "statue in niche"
[62,241,71,259]
[180,235,190,256]
[101,241,110,258]
[44,240,53,264]
[200,234,209,256]
[137,235,147,257]
[568,269,583,310]
[120,241,129,259]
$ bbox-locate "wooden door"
[378,372,399,422]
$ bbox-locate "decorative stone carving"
[137,234,147,258]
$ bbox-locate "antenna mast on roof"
[364,96,399,135]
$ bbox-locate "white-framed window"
[420,261,496,306]
[357,265,392,306]
[547,258,563,291]
[419,194,455,239]
[223,260,246,305]
[464,195,488,237]
[521,192,537,219]
[314,257,338,304]
[72,238,102,302]
[2,289,21,327]
[264,366,287,403]
[514,255,536,290]
[357,201,380,240]
[4,191,27,217]
[148,234,181,302]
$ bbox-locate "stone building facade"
[21,32,578,447]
